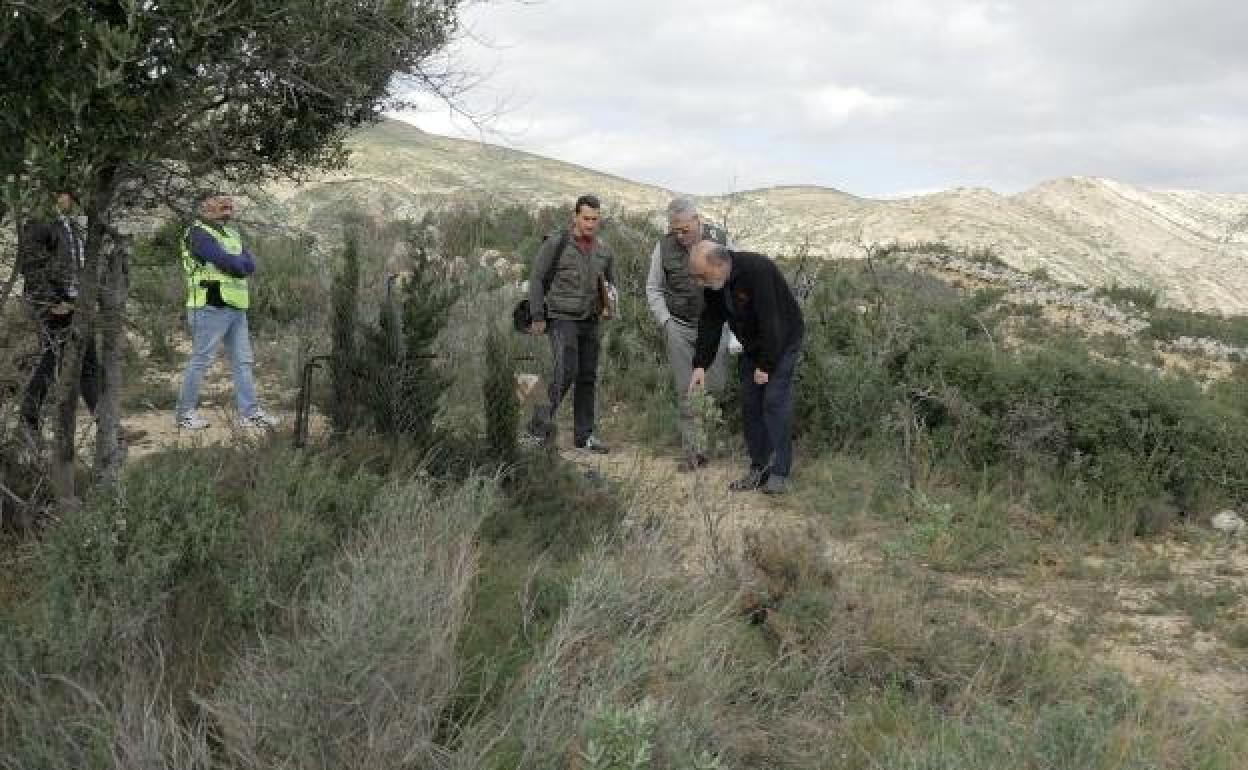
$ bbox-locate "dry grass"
[202,479,493,770]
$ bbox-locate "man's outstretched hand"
[688,367,706,395]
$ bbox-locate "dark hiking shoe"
[119,425,148,444]
[575,435,610,454]
[761,474,790,496]
[238,410,280,429]
[176,415,210,431]
[729,466,770,491]
[519,430,548,449]
[677,453,708,473]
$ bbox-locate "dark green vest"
[659,222,727,322]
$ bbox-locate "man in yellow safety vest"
[174,192,277,430]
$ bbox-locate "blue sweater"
[189,226,255,277]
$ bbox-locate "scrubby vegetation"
[795,260,1248,537]
[4,205,1248,768]
[1147,306,1248,348]
[1095,282,1161,311]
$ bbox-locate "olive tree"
[0,0,477,503]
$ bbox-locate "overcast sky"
[396,0,1248,199]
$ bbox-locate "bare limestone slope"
[264,119,1248,313]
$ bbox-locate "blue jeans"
[176,306,259,419]
[740,345,800,478]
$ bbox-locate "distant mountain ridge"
[262,120,1248,313]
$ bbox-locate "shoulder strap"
[541,229,570,292]
[702,221,728,246]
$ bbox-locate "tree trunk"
[93,233,127,484]
[49,168,117,510]
[0,216,20,317]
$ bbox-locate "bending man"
[688,240,804,495]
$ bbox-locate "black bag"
[512,298,536,332]
[513,230,569,333]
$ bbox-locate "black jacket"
[693,250,804,373]
[18,216,82,307]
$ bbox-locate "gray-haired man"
[646,198,732,471]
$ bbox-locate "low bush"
[1147,306,1248,348]
[0,441,386,752]
[794,260,1248,533]
[1095,282,1160,311]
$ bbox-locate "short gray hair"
[704,243,731,265]
[666,197,699,221]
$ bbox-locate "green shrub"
[793,260,1248,533]
[1147,307,1248,347]
[1095,282,1160,311]
[358,247,457,443]
[9,442,383,674]
[328,230,363,437]
[483,326,520,463]
[245,233,327,333]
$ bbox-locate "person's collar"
[726,250,741,283]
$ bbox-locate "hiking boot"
[519,429,548,449]
[728,466,770,492]
[238,411,280,429]
[575,435,610,454]
[91,419,147,445]
[677,453,708,473]
[761,474,789,496]
[118,425,148,444]
[176,414,210,431]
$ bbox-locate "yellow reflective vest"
[181,221,249,309]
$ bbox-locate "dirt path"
[558,442,846,574]
[118,406,322,460]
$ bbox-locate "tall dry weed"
[202,478,493,770]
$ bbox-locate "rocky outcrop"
[262,120,1248,314]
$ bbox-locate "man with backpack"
[522,194,614,453]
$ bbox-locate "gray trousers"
[529,318,601,445]
[664,319,729,454]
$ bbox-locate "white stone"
[1211,510,1246,536]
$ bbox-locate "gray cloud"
[401,0,1248,197]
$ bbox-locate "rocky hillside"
[262,120,1248,314]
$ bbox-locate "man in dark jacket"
[522,194,615,453]
[689,240,804,494]
[17,191,99,436]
